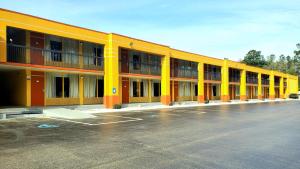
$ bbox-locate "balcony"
[262,79,270,85]
[7,44,103,70]
[172,68,198,79]
[229,76,240,83]
[120,60,161,76]
[204,71,221,81]
[246,77,258,84]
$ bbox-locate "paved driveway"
[1,101,300,169]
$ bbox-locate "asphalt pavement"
[0,101,300,169]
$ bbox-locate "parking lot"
[1,101,300,169]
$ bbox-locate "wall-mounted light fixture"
[129,42,133,47]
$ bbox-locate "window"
[55,77,63,98]
[194,84,198,96]
[94,47,103,66]
[236,86,240,96]
[140,81,144,97]
[55,77,70,98]
[50,41,62,62]
[133,81,138,97]
[131,80,148,97]
[133,54,141,70]
[153,82,160,97]
[97,79,104,97]
[64,77,70,98]
[213,85,217,97]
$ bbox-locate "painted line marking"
[197,112,207,114]
[100,114,142,120]
[165,113,181,116]
[48,116,143,126]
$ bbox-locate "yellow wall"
[288,76,298,94]
[0,8,298,108]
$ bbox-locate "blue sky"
[1,0,299,61]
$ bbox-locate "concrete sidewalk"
[81,98,296,115]
[0,98,298,120]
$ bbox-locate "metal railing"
[204,71,221,81]
[172,68,198,79]
[262,79,270,85]
[7,44,103,70]
[119,60,161,76]
[246,77,258,84]
[229,76,240,83]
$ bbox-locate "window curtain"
[84,75,96,98]
[143,80,148,97]
[185,82,191,96]
[246,87,250,96]
[179,82,185,96]
[69,74,79,98]
[63,39,79,66]
[130,80,134,97]
[45,35,62,63]
[83,42,95,66]
[46,73,56,98]
[254,87,258,96]
[152,81,154,97]
[236,86,240,96]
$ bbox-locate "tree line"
[242,43,300,76]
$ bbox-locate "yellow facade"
[0,8,298,108]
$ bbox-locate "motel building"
[0,9,298,108]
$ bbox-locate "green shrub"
[289,93,299,99]
[113,104,122,109]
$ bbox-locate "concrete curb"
[84,99,299,115]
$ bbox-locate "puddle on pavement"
[38,124,60,129]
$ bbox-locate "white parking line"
[197,112,207,114]
[48,115,143,126]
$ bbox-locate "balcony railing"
[246,77,258,84]
[229,76,240,83]
[204,71,221,81]
[120,60,161,76]
[172,68,198,79]
[7,44,103,70]
[262,79,270,85]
